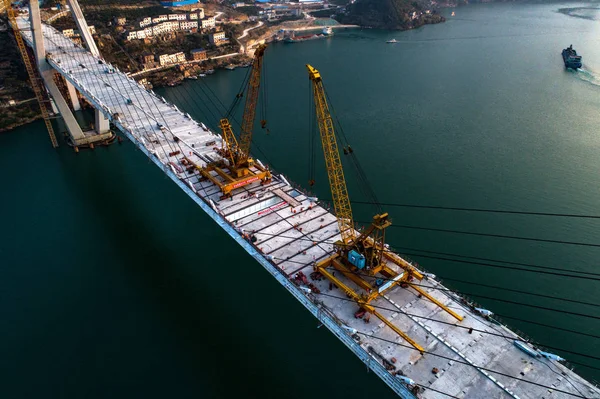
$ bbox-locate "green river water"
[1,2,599,398]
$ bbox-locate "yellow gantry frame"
[201,45,271,197]
[4,0,58,147]
[307,64,462,352]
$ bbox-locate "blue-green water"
[2,2,600,397]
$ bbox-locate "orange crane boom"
[3,0,58,147]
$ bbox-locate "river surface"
[2,2,600,398]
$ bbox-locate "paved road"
[237,21,264,54]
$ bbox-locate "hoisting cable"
[353,331,592,399]
[352,220,600,249]
[389,245,600,278]
[345,199,600,220]
[313,292,600,368]
[260,54,269,134]
[308,82,317,187]
[322,86,382,214]
[225,64,252,119]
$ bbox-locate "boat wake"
[572,66,600,87]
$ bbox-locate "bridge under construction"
[4,1,600,398]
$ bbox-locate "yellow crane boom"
[4,0,58,147]
[238,44,266,165]
[306,64,355,244]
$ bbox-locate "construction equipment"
[199,45,271,198]
[3,0,59,147]
[306,64,462,352]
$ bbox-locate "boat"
[206,69,215,75]
[322,26,333,35]
[386,38,398,43]
[451,11,455,16]
[562,44,582,70]
[186,75,198,80]
[225,65,236,70]
[199,73,206,78]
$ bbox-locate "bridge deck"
[16,14,600,399]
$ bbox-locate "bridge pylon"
[28,0,113,148]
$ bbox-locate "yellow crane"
[3,0,58,147]
[306,64,462,352]
[198,45,271,198]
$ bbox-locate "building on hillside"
[200,16,215,29]
[232,2,247,8]
[190,48,207,61]
[152,14,169,24]
[140,17,152,27]
[159,52,186,66]
[209,30,226,46]
[115,17,126,26]
[62,28,74,37]
[88,25,96,35]
[180,20,198,31]
[168,13,187,21]
[152,21,180,35]
[140,53,155,64]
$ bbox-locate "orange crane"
[3,0,58,147]
[306,64,463,352]
[199,45,271,198]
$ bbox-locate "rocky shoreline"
[336,0,445,31]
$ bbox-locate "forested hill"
[337,0,445,30]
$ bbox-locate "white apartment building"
[153,21,180,35]
[189,8,204,19]
[209,30,226,45]
[139,17,152,27]
[180,20,198,30]
[201,16,215,29]
[126,27,154,41]
[168,13,187,21]
[151,14,169,24]
[159,52,186,66]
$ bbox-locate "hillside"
[337,0,445,30]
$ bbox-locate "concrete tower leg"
[95,109,110,133]
[29,0,85,143]
[30,1,113,147]
[66,0,100,58]
[66,81,81,111]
